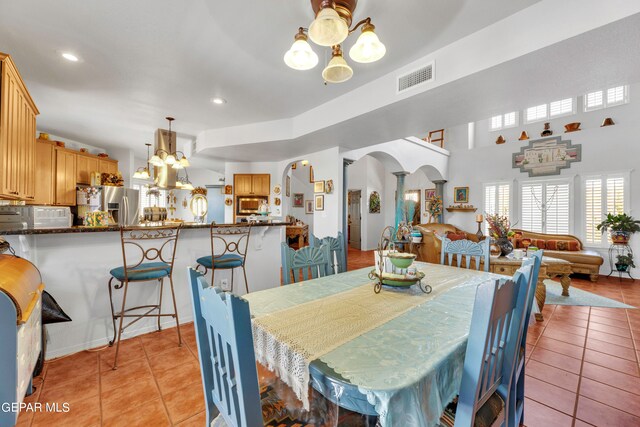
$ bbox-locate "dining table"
[242,262,504,427]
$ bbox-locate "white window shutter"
[584,178,602,245]
[521,183,543,233]
[545,183,570,234]
[606,177,625,215]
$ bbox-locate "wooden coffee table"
[489,255,572,321]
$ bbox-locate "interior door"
[206,185,225,224]
[348,190,361,249]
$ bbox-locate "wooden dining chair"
[309,231,347,274]
[281,242,332,285]
[188,268,367,427]
[440,236,491,272]
[440,264,532,427]
[510,250,543,427]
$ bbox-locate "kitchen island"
[1,222,288,358]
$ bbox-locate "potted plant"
[615,253,635,272]
[596,213,640,244]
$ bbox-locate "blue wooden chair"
[196,224,252,294]
[309,231,347,274]
[187,268,366,427]
[281,242,332,285]
[510,250,543,427]
[440,237,491,272]
[441,264,532,427]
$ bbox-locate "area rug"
[544,280,635,309]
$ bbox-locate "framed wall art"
[305,200,314,214]
[325,179,334,194]
[314,181,325,193]
[224,185,232,195]
[286,175,290,197]
[369,191,381,214]
[309,166,314,183]
[513,136,582,177]
[454,187,469,203]
[293,193,304,207]
[315,194,324,211]
[425,188,436,199]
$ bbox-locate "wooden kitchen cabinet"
[55,148,77,206]
[77,154,100,184]
[0,52,38,200]
[31,139,55,205]
[99,158,118,176]
[234,174,270,195]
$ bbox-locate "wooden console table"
[286,224,309,249]
[489,255,572,321]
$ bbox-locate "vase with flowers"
[485,213,515,256]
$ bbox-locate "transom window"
[549,98,574,117]
[584,85,628,112]
[520,180,571,234]
[489,111,518,131]
[524,104,548,124]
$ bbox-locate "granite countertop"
[0,222,290,236]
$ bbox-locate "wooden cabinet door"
[77,154,99,184]
[55,149,76,206]
[33,141,54,205]
[252,174,270,196]
[234,174,252,195]
[0,55,38,200]
[99,159,118,176]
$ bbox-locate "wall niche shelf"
[446,206,477,212]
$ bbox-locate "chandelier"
[148,117,190,170]
[284,0,386,84]
[175,168,194,191]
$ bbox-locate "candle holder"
[475,214,484,240]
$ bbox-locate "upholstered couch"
[414,223,479,264]
[511,229,604,282]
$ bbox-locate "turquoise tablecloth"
[243,263,502,427]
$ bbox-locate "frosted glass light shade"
[349,28,386,63]
[182,182,194,191]
[149,155,163,166]
[284,39,319,70]
[322,53,353,83]
[164,154,176,165]
[175,180,183,188]
[179,156,190,168]
[308,7,348,47]
[172,162,183,170]
[133,170,143,179]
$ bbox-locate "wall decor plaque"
[513,136,581,177]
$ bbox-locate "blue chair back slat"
[187,268,262,427]
[281,242,332,284]
[440,237,491,272]
[309,232,347,274]
[455,265,531,427]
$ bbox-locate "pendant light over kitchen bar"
[148,117,190,170]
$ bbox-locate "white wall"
[443,85,640,271]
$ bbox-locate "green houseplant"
[596,213,640,244]
[615,253,635,272]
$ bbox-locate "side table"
[606,243,634,281]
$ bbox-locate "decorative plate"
[273,185,281,195]
[224,198,233,206]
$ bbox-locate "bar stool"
[196,223,252,294]
[107,225,182,369]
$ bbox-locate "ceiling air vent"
[397,62,434,93]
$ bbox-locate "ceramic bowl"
[564,122,581,132]
[387,252,416,269]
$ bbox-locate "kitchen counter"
[0,221,290,235]
[3,223,288,359]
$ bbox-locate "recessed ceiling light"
[211,97,226,105]
[61,52,79,62]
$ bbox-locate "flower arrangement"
[84,210,109,227]
[79,187,100,197]
[485,213,514,239]
[426,195,442,223]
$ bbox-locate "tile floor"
[16,248,640,426]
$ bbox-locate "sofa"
[414,223,480,264]
[511,229,604,282]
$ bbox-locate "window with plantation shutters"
[549,98,574,117]
[520,180,571,234]
[132,182,167,209]
[484,183,510,233]
[583,174,628,246]
[584,85,628,112]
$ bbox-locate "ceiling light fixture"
[176,169,194,191]
[149,117,190,169]
[211,97,227,105]
[133,143,153,180]
[61,52,79,62]
[284,0,385,83]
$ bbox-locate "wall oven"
[236,196,269,216]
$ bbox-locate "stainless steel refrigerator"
[102,187,140,226]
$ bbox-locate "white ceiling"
[199,13,640,161]
[0,0,538,155]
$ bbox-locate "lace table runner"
[248,264,491,409]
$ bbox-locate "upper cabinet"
[55,148,77,206]
[99,158,118,176]
[76,153,99,185]
[32,139,55,205]
[0,52,39,200]
[234,174,270,196]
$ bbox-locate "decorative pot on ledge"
[496,237,514,257]
[611,230,631,244]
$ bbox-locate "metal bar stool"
[196,223,252,294]
[107,225,182,369]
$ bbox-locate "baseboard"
[44,313,194,360]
